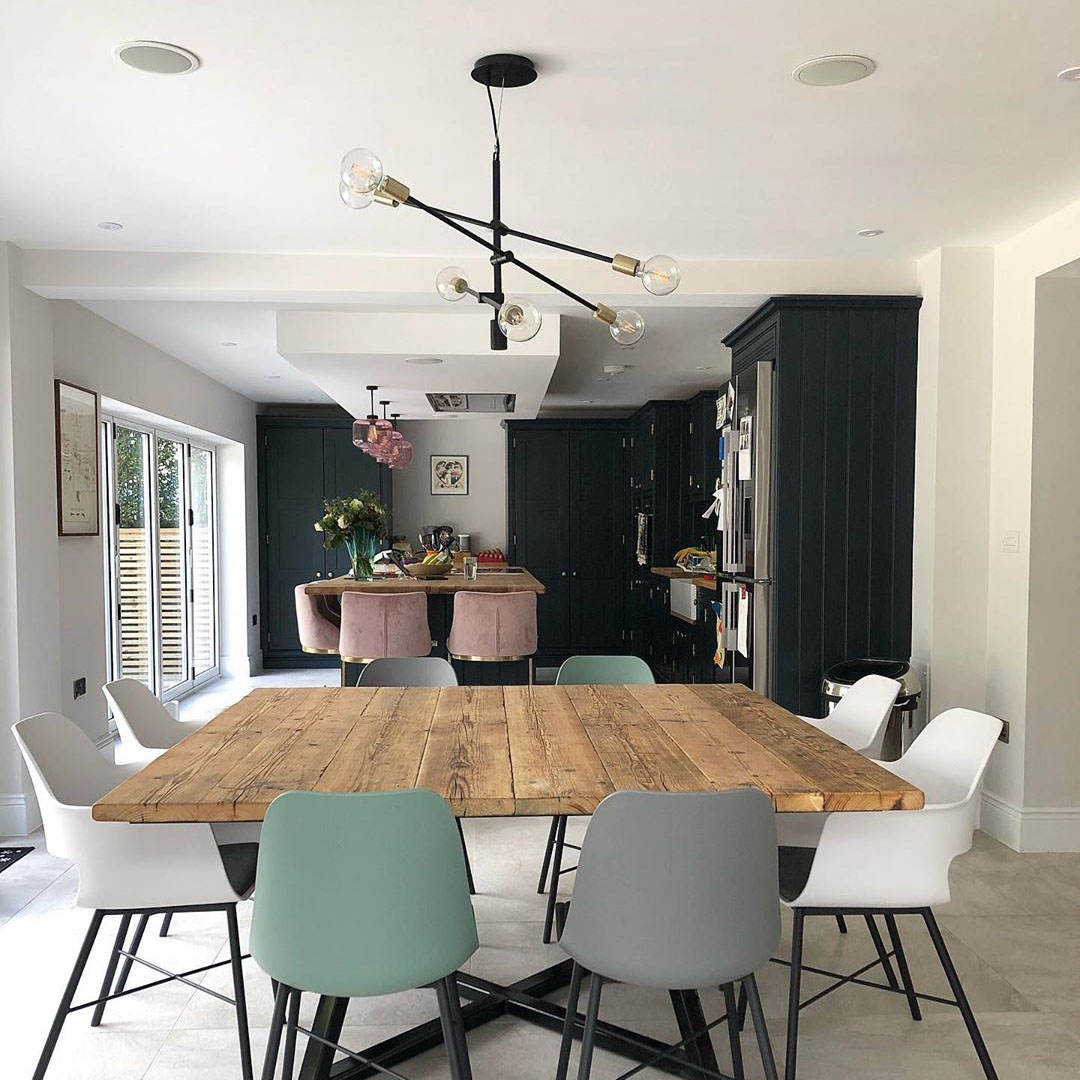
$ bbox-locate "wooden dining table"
[94,682,923,1080]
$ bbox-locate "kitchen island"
[304,568,545,685]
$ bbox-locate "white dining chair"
[12,713,256,1080]
[103,677,205,763]
[778,708,1003,1080]
[798,673,901,758]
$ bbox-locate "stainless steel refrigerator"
[715,360,774,696]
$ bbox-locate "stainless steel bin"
[822,658,923,760]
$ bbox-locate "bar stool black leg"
[226,905,254,1080]
[556,962,585,1080]
[282,988,301,1080]
[577,974,604,1080]
[864,913,900,990]
[91,912,132,1026]
[543,815,568,943]
[785,908,805,1080]
[885,913,921,1021]
[261,982,289,1080]
[32,911,105,1080]
[436,977,466,1080]
[455,818,476,895]
[723,982,746,1080]
[444,972,473,1080]
[743,973,779,1080]
[537,816,559,894]
[922,909,999,1080]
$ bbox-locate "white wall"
[391,420,508,553]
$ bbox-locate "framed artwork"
[54,379,100,536]
[430,455,469,495]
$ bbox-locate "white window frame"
[101,415,220,703]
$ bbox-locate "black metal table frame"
[298,957,739,1080]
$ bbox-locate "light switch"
[1001,530,1021,555]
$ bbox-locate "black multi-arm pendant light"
[337,54,681,351]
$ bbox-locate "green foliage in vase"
[314,492,388,548]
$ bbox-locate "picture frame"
[430,454,469,495]
[54,379,100,536]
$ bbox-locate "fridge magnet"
[715,394,727,429]
[431,455,468,495]
[711,600,726,668]
[54,379,100,536]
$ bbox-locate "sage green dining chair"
[249,789,478,1080]
[538,655,656,942]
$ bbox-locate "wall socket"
[252,614,258,626]
[998,719,1010,744]
[73,677,86,700]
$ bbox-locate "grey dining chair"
[357,656,458,686]
[556,788,781,1080]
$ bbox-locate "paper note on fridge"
[737,415,753,480]
[736,585,750,657]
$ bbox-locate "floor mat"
[0,847,33,874]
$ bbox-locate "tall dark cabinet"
[724,295,921,714]
[506,421,627,666]
[258,415,391,665]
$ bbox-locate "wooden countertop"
[650,566,700,580]
[93,684,923,822]
[305,568,545,596]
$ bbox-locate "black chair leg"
[671,989,720,1076]
[281,988,301,1080]
[723,983,745,1080]
[736,980,748,1032]
[922,909,1000,1080]
[543,816,568,943]
[443,972,473,1080]
[537,815,559,894]
[885,913,922,1021]
[113,913,150,998]
[159,911,173,938]
[577,973,604,1080]
[864,913,900,990]
[835,914,848,934]
[226,905,254,1080]
[455,818,476,895]
[556,961,585,1080]
[261,982,289,1080]
[32,911,105,1080]
[785,908,805,1080]
[91,912,132,1026]
[436,976,467,1080]
[743,974,779,1080]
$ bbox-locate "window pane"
[115,427,153,688]
[190,446,215,676]
[157,437,186,691]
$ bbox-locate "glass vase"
[344,529,380,581]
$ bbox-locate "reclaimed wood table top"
[304,569,545,595]
[93,684,923,823]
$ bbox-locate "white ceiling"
[4,1,1080,260]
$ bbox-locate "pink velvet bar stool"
[447,590,538,684]
[338,591,433,685]
[294,584,341,665]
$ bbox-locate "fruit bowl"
[407,562,452,579]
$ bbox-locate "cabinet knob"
[315,572,322,579]
[572,571,578,577]
[561,571,567,577]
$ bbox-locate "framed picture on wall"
[54,379,100,536]
[430,455,469,495]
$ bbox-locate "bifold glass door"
[102,419,219,700]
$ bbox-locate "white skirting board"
[221,649,263,678]
[0,791,40,837]
[980,791,1080,852]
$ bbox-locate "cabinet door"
[263,426,328,655]
[570,429,626,649]
[511,430,571,649]
[321,426,388,577]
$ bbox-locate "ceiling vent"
[426,393,517,414]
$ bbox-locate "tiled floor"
[3,670,1080,1078]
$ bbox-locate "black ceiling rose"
[470,54,537,88]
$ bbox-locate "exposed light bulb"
[610,309,645,346]
[340,148,383,195]
[339,181,373,210]
[436,266,469,301]
[638,255,681,295]
[498,297,542,342]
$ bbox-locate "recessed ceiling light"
[856,228,885,238]
[221,341,238,347]
[405,357,443,365]
[1058,66,1080,81]
[266,375,282,380]
[97,221,123,231]
[114,41,201,75]
[793,54,876,87]
[695,365,714,371]
[582,400,595,405]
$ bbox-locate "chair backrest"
[556,655,655,685]
[250,789,478,998]
[827,674,901,756]
[104,678,184,752]
[358,657,458,686]
[448,590,537,658]
[294,584,340,653]
[339,591,431,661]
[559,789,780,990]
